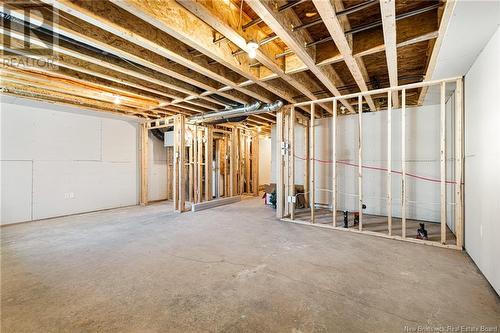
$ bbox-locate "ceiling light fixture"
[246,40,259,59]
[113,96,121,105]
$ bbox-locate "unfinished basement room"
[1,0,499,332]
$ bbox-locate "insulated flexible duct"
[188,100,283,124]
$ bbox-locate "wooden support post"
[387,91,392,235]
[440,81,446,244]
[165,147,170,201]
[224,136,229,197]
[236,132,241,195]
[401,89,407,238]
[214,139,219,198]
[140,123,148,205]
[193,126,198,203]
[197,128,203,202]
[189,129,194,203]
[230,128,237,197]
[205,126,213,201]
[358,95,363,230]
[455,78,464,248]
[178,115,186,212]
[290,106,295,220]
[173,117,179,210]
[276,111,284,219]
[252,131,259,196]
[310,103,315,223]
[245,134,251,194]
[284,110,290,217]
[240,132,245,195]
[304,119,309,208]
[332,99,337,226]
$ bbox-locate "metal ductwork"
[188,100,283,124]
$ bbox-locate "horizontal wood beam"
[246,0,353,113]
[418,0,456,104]
[4,3,254,108]
[178,0,332,114]
[1,70,155,116]
[1,62,161,108]
[1,82,154,118]
[46,0,285,104]
[313,0,377,111]
[379,0,400,107]
[109,0,298,104]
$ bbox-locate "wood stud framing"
[276,110,285,219]
[387,91,392,235]
[140,116,259,213]
[2,0,462,247]
[289,106,295,220]
[332,99,337,226]
[140,123,149,205]
[310,104,316,223]
[455,78,464,249]
[401,89,407,238]
[440,82,446,243]
[358,95,363,231]
[277,77,464,250]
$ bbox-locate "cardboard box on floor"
[263,184,306,209]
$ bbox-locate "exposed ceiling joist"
[1,0,450,119]
[1,76,153,117]
[3,3,256,110]
[1,84,158,118]
[2,70,155,113]
[38,0,272,104]
[177,0,333,114]
[379,0,400,107]
[246,0,354,113]
[418,0,457,104]
[104,0,298,104]
[312,0,377,111]
[2,61,163,108]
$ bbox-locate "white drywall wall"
[258,136,271,185]
[148,131,168,201]
[464,27,500,295]
[0,95,142,224]
[271,102,457,223]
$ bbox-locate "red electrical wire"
[294,154,459,184]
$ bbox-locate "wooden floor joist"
[3,0,449,120]
[178,0,333,114]
[3,4,257,113]
[45,0,279,104]
[108,0,301,104]
[312,0,377,111]
[246,0,354,114]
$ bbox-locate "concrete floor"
[1,197,499,332]
[294,208,458,245]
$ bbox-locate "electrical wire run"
[293,154,461,185]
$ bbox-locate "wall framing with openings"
[140,115,260,212]
[274,77,464,250]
